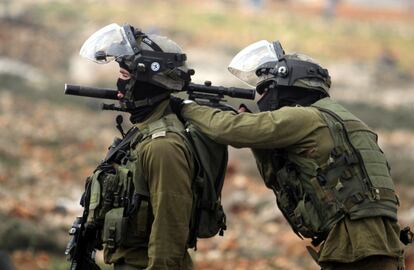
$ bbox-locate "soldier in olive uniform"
[174,40,405,269]
[79,24,195,270]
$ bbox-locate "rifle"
[65,180,101,270]
[64,81,255,112]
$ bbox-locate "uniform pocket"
[102,207,127,251]
[294,195,323,236]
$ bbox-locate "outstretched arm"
[181,103,325,149]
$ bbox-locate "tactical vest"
[85,112,227,259]
[264,98,399,245]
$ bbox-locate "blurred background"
[0,0,413,269]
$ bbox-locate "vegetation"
[343,102,414,131]
[20,0,414,73]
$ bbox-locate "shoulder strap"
[104,127,141,163]
[138,113,186,141]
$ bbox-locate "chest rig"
[263,98,399,246]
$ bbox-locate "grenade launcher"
[64,81,255,112]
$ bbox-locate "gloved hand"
[169,96,185,115]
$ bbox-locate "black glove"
[170,96,189,123]
[169,96,185,115]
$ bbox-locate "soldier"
[78,23,196,270]
[172,40,406,269]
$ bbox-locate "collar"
[134,99,170,130]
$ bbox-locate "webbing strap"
[343,188,398,211]
[140,113,185,141]
[132,92,171,107]
[312,105,374,193]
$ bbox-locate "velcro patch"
[152,131,166,139]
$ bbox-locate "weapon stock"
[65,181,101,270]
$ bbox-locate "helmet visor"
[228,40,278,87]
[79,23,135,64]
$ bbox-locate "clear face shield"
[79,23,136,64]
[228,40,281,87]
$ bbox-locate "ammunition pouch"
[101,201,151,255]
[85,158,151,258]
[87,166,133,225]
[103,208,127,253]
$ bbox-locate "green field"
[26,0,414,72]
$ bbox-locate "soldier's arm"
[140,133,194,269]
[181,103,325,148]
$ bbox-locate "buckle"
[370,188,381,201]
[344,154,358,165]
[351,193,365,204]
[107,227,116,251]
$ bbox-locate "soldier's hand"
[170,96,195,123]
[170,96,185,115]
[238,103,252,113]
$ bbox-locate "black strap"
[131,92,171,107]
[123,24,140,54]
[141,36,163,52]
[103,127,140,163]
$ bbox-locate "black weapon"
[400,226,414,245]
[186,81,254,111]
[64,84,119,100]
[65,180,101,270]
[64,81,255,112]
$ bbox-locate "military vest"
[261,98,399,245]
[85,112,227,258]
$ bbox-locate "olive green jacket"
[109,100,194,269]
[181,100,403,263]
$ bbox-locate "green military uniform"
[181,98,405,269]
[106,100,194,270]
[75,23,198,270]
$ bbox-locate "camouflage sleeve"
[140,133,194,269]
[181,103,326,149]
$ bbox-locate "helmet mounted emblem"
[151,62,161,72]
